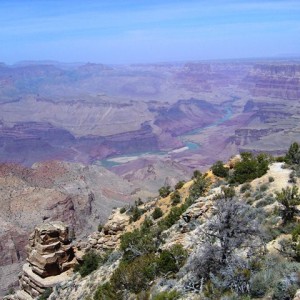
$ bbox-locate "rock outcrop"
[242,64,300,100]
[81,209,130,253]
[6,222,76,300]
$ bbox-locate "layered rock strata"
[9,222,76,299]
[242,64,300,100]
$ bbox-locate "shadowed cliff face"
[153,99,222,136]
[0,122,160,165]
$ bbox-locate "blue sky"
[0,0,299,64]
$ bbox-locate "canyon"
[1,58,300,295]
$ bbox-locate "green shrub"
[153,290,181,300]
[171,190,181,205]
[285,142,300,165]
[249,271,269,297]
[255,195,276,208]
[6,288,15,295]
[289,224,300,261]
[211,160,229,178]
[275,156,285,162]
[240,183,251,193]
[152,207,163,220]
[272,281,298,300]
[158,206,185,231]
[214,186,236,201]
[38,288,53,300]
[120,207,126,214]
[269,176,275,183]
[192,170,202,179]
[189,173,210,199]
[110,254,158,294]
[120,225,158,262]
[232,152,269,184]
[157,244,187,274]
[260,184,269,192]
[98,223,103,232]
[74,251,101,277]
[276,186,300,224]
[289,171,297,184]
[136,198,144,206]
[175,180,185,190]
[94,282,121,300]
[244,191,251,198]
[129,205,145,223]
[159,186,171,198]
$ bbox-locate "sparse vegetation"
[87,147,300,299]
[153,290,181,300]
[129,205,144,223]
[185,193,264,296]
[259,183,268,192]
[159,185,171,198]
[269,176,275,182]
[170,190,181,205]
[211,160,229,178]
[240,183,251,193]
[74,251,102,277]
[276,186,300,225]
[189,172,210,199]
[128,200,146,223]
[175,180,185,190]
[285,142,300,165]
[97,223,103,232]
[231,152,270,184]
[157,244,188,275]
[291,224,300,261]
[152,207,163,220]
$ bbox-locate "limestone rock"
[17,222,75,299]
[102,211,129,235]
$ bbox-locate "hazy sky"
[1,0,299,64]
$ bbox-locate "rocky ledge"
[5,222,78,300]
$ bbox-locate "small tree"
[192,170,202,179]
[152,207,163,220]
[175,180,185,190]
[74,251,101,277]
[290,224,300,261]
[129,205,144,223]
[211,160,229,178]
[232,152,269,183]
[185,196,263,294]
[276,186,300,225]
[189,173,210,200]
[171,190,181,205]
[159,185,171,198]
[285,142,300,165]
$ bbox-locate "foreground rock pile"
[83,209,129,252]
[5,222,77,300]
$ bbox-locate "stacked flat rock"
[85,209,129,252]
[17,222,76,299]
